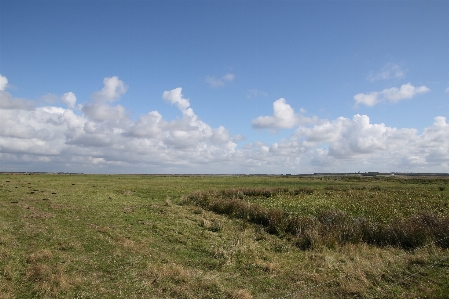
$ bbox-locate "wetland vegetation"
[0,174,448,298]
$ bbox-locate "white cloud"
[82,76,129,121]
[0,91,35,110]
[126,111,163,138]
[354,83,429,106]
[252,98,296,129]
[252,98,318,129]
[162,87,191,110]
[419,116,449,149]
[61,92,77,109]
[326,115,415,158]
[1,75,448,174]
[82,102,128,122]
[445,86,449,93]
[295,117,348,146]
[0,77,238,172]
[295,114,418,157]
[368,63,405,82]
[0,81,240,173]
[354,92,380,107]
[35,91,77,109]
[205,73,235,88]
[382,83,429,102]
[291,114,449,171]
[0,74,8,91]
[160,88,235,150]
[91,76,128,102]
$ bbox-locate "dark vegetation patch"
[184,188,449,250]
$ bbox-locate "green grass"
[0,174,448,298]
[184,184,449,249]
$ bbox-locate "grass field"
[0,174,448,298]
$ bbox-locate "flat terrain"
[0,174,448,298]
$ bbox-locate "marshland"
[1,174,448,298]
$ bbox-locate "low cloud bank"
[1,75,448,173]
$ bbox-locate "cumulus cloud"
[354,83,429,107]
[61,92,77,109]
[382,83,429,102]
[91,76,128,102]
[420,116,449,147]
[205,73,235,88]
[0,76,35,110]
[82,76,129,122]
[0,74,8,91]
[295,114,416,156]
[160,88,235,150]
[126,111,163,138]
[252,98,318,129]
[354,92,380,107]
[0,75,242,173]
[0,91,35,110]
[327,115,415,158]
[291,114,449,171]
[367,63,406,82]
[82,102,128,122]
[421,117,449,165]
[1,74,448,174]
[162,87,191,110]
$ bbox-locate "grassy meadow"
[0,174,448,298]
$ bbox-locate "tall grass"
[184,188,449,250]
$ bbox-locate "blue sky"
[1,0,448,174]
